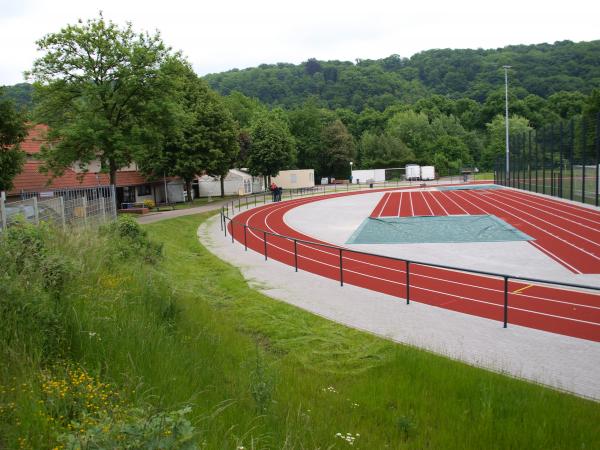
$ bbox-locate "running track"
[226,187,600,342]
[370,189,600,274]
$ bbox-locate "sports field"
[225,185,600,342]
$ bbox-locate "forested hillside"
[204,40,600,111]
[3,40,599,178]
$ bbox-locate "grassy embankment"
[474,172,494,180]
[1,213,599,449]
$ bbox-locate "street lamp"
[349,161,353,183]
[503,65,511,185]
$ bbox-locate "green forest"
[3,40,600,181]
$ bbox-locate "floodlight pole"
[503,65,512,185]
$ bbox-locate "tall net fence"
[1,185,117,232]
[495,112,600,206]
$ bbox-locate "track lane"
[496,190,600,231]
[226,189,600,341]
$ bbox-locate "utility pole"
[503,65,512,185]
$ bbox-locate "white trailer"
[420,166,435,181]
[405,164,421,181]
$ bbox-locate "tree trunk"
[185,179,193,203]
[220,175,225,198]
[109,159,118,186]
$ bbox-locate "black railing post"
[550,124,555,196]
[570,119,575,201]
[503,276,509,328]
[339,248,344,286]
[263,231,267,261]
[224,216,227,237]
[535,130,539,193]
[294,239,298,272]
[542,126,546,194]
[254,195,257,207]
[238,196,241,210]
[231,220,234,243]
[244,224,247,251]
[220,209,223,231]
[559,122,564,198]
[596,112,600,207]
[406,261,410,305]
[528,130,532,191]
[581,119,587,204]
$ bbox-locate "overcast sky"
[1,0,598,86]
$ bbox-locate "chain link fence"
[495,112,600,206]
[0,185,117,231]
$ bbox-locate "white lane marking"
[378,192,392,217]
[528,240,581,274]
[428,191,449,216]
[503,188,600,221]
[421,191,434,216]
[397,192,403,217]
[469,190,600,250]
[438,190,470,214]
[496,190,600,231]
[456,190,600,265]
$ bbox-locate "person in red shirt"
[270,182,278,202]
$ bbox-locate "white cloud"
[1,0,599,85]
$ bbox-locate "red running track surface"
[370,189,600,274]
[226,188,600,342]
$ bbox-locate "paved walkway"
[136,200,228,224]
[198,210,600,400]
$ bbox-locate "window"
[243,179,252,194]
[291,174,297,184]
[136,184,151,196]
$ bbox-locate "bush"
[101,215,163,263]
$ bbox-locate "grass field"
[474,171,494,180]
[1,213,599,448]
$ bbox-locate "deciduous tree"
[320,119,355,179]
[247,113,295,184]
[0,91,27,192]
[28,14,178,185]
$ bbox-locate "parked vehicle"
[405,164,421,181]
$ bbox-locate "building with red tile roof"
[6,124,188,205]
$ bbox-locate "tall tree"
[287,98,333,173]
[247,113,295,184]
[481,114,533,170]
[0,91,28,192]
[320,119,355,179]
[27,14,178,185]
[138,69,239,199]
[358,131,414,169]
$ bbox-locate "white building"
[351,169,386,184]
[197,169,263,197]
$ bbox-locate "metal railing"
[1,185,117,231]
[219,190,600,336]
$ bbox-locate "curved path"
[227,188,600,342]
